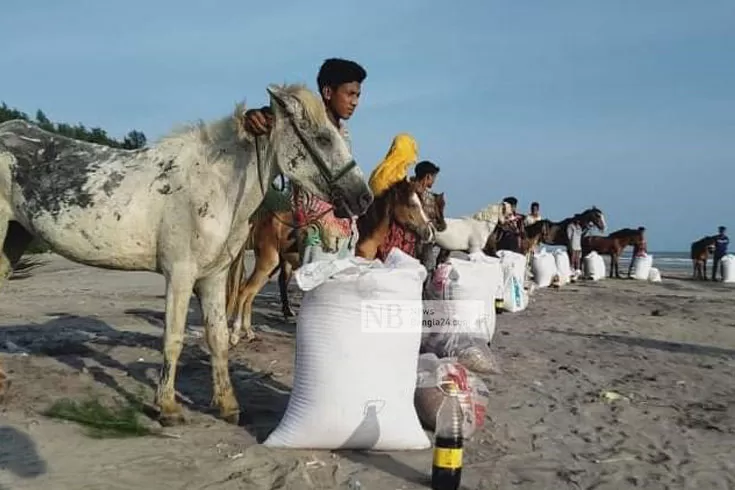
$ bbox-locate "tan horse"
[225,178,433,346]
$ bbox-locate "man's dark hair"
[317,58,367,91]
[638,226,646,232]
[503,196,518,207]
[415,160,440,180]
[531,201,539,209]
[719,226,727,232]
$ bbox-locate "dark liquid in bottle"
[431,435,463,490]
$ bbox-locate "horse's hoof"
[158,410,187,427]
[220,410,240,425]
[229,334,241,348]
[282,306,295,318]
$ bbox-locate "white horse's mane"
[155,84,327,153]
[471,202,506,222]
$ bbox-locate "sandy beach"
[1,253,734,490]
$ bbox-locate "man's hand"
[243,106,274,135]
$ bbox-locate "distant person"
[567,218,583,273]
[712,226,729,281]
[627,226,648,277]
[524,201,542,226]
[411,161,441,272]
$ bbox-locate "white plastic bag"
[414,353,490,441]
[531,249,557,288]
[553,249,572,285]
[584,251,606,281]
[648,267,662,283]
[496,250,528,312]
[721,255,735,283]
[265,248,431,450]
[631,253,654,281]
[422,253,501,374]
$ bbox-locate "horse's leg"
[195,270,239,424]
[230,242,280,346]
[279,259,295,318]
[0,221,34,285]
[155,268,197,425]
[703,259,708,280]
[225,248,245,319]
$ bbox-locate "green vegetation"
[1,102,149,254]
[0,103,147,149]
[44,396,153,439]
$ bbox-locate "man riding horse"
[494,196,526,254]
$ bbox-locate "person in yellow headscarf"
[368,133,419,197]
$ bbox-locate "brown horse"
[484,219,551,256]
[581,227,646,278]
[542,207,607,249]
[691,235,718,280]
[225,179,434,346]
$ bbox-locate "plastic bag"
[421,254,502,374]
[414,353,490,441]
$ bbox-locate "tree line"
[0,102,147,149]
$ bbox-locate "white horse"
[433,202,513,255]
[0,84,372,424]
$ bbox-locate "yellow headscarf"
[368,133,418,198]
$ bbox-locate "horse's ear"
[267,85,298,118]
[233,102,253,142]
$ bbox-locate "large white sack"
[584,251,606,281]
[531,249,557,288]
[264,249,431,450]
[631,253,654,281]
[648,267,662,283]
[553,249,573,285]
[496,250,528,312]
[722,255,735,283]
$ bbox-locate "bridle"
[252,111,356,230]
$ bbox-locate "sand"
[1,253,734,490]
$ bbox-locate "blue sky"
[2,0,734,250]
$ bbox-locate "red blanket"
[376,221,418,261]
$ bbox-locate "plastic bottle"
[431,381,464,490]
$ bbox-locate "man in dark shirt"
[712,226,729,281]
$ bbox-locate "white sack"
[264,248,430,450]
[531,249,557,288]
[631,253,654,281]
[584,251,606,281]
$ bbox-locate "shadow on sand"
[0,426,47,489]
[0,304,431,488]
[547,329,735,358]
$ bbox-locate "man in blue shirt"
[712,226,729,281]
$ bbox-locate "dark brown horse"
[542,207,607,248]
[225,179,438,346]
[581,227,646,278]
[691,235,718,280]
[484,219,551,256]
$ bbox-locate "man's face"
[720,228,726,236]
[531,205,539,215]
[322,81,361,121]
[423,174,436,189]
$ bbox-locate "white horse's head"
[262,84,372,219]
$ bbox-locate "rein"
[252,134,333,231]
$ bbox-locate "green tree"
[0,101,147,150]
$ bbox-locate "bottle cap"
[440,380,459,395]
